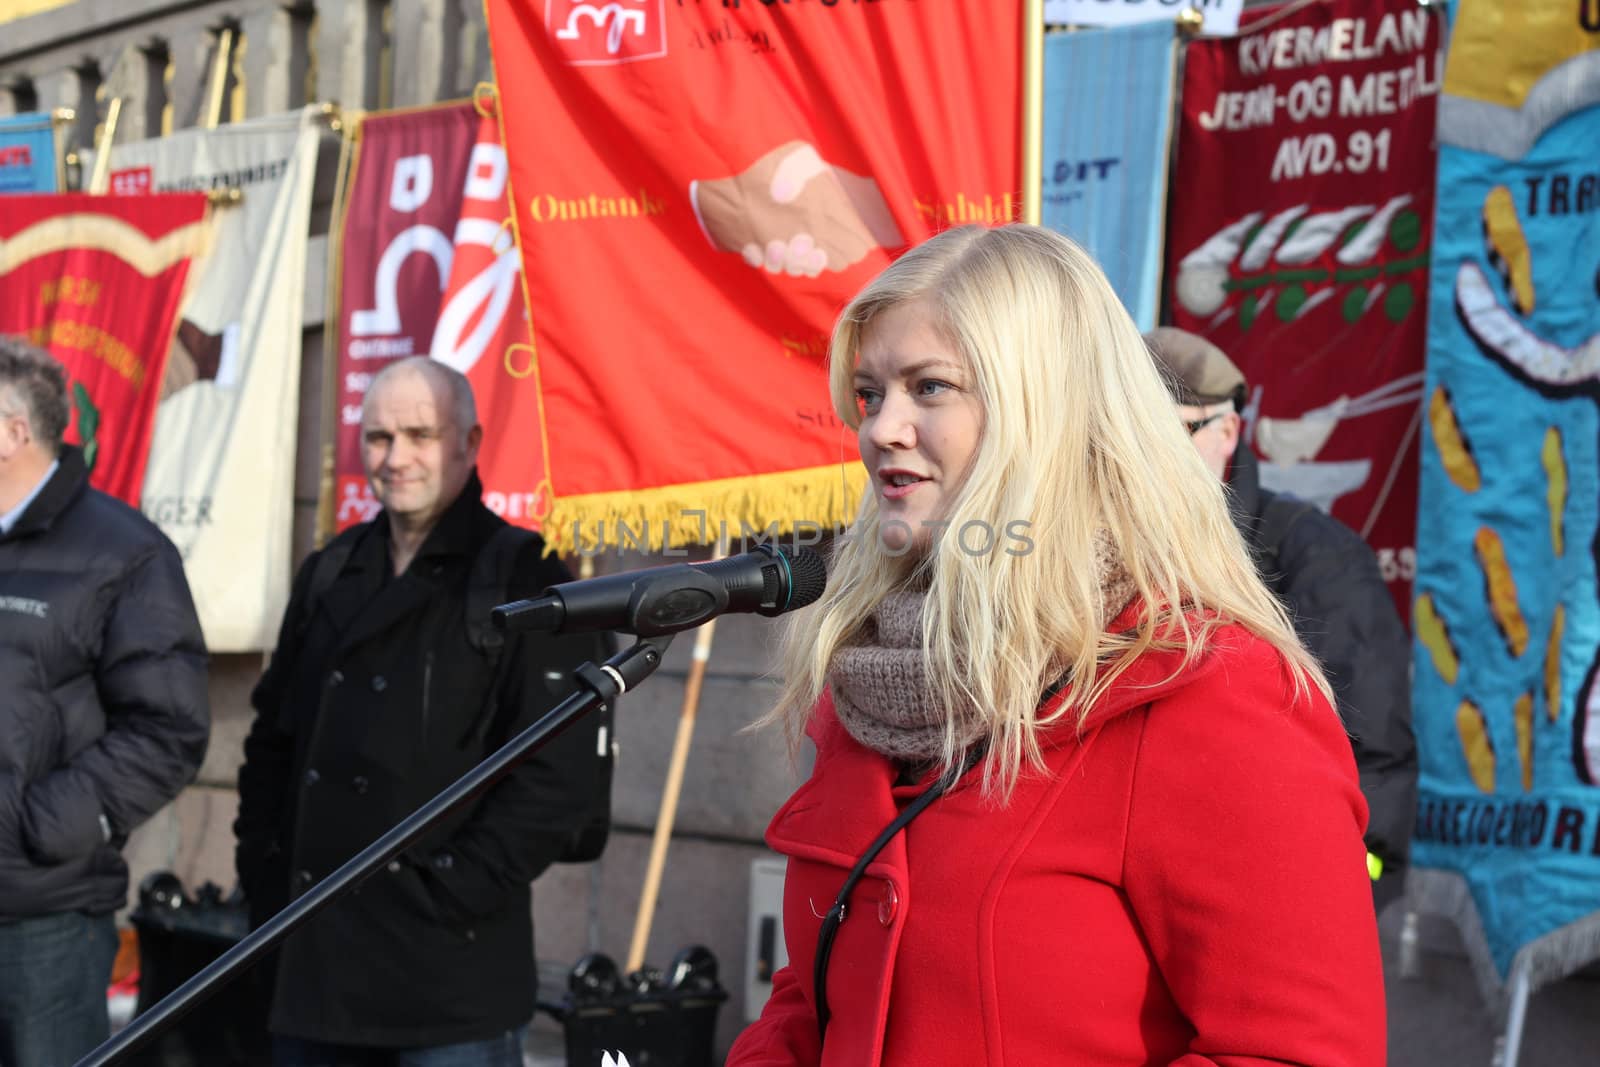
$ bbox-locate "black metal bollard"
[125,873,273,1066]
[543,946,728,1067]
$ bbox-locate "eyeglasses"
[1184,412,1227,436]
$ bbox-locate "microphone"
[492,543,828,636]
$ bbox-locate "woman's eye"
[917,379,952,397]
[854,388,881,414]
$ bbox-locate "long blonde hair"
[770,224,1329,797]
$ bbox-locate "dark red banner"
[0,193,207,503]
[334,100,547,531]
[1166,0,1443,614]
[487,1,1022,549]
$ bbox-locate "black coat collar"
[1224,440,1265,529]
[317,471,495,653]
[5,446,89,540]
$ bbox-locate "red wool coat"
[727,621,1386,1067]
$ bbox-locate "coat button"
[304,768,320,786]
[295,869,313,887]
[432,852,454,871]
[386,860,402,874]
[328,670,344,687]
[352,775,369,794]
[371,675,388,692]
[877,880,899,927]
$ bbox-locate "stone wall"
[1,1,800,1053]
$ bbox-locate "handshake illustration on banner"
[690,140,905,277]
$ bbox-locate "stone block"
[239,5,293,119]
[611,674,799,843]
[29,67,89,147]
[122,783,241,914]
[198,652,265,787]
[98,39,152,143]
[302,232,327,326]
[390,0,458,108]
[311,0,381,110]
[164,22,217,133]
[293,325,326,510]
[456,0,492,96]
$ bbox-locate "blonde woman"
[727,225,1385,1066]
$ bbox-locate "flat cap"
[1143,327,1247,409]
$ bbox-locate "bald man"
[236,357,611,1066]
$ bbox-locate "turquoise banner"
[0,112,58,193]
[1041,21,1176,330]
[1412,2,1600,976]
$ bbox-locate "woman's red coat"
[727,622,1386,1066]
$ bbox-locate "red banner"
[0,193,207,503]
[334,99,548,531]
[487,1,1021,549]
[1166,0,1443,615]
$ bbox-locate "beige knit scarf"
[828,540,1137,763]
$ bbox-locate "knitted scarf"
[829,543,1137,762]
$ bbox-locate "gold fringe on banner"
[546,463,868,554]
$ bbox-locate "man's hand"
[690,140,904,277]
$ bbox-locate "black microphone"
[492,543,828,636]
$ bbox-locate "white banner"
[97,108,324,650]
[1044,0,1242,35]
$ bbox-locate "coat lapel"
[320,476,497,656]
[766,692,910,873]
[334,574,436,654]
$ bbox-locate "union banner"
[333,96,547,534]
[98,107,326,651]
[1166,0,1443,615]
[486,1,1022,550]
[1411,0,1600,990]
[0,193,208,504]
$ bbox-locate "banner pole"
[625,529,729,972]
[317,106,359,549]
[204,28,235,130]
[1155,11,1204,327]
[50,107,74,192]
[86,99,121,194]
[1022,0,1044,225]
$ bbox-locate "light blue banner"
[1412,64,1600,973]
[0,112,58,193]
[1040,21,1176,330]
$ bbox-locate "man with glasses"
[0,335,210,1066]
[1146,327,1416,916]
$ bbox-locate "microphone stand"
[77,635,673,1067]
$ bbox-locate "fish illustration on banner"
[1411,0,1600,993]
[1165,0,1444,616]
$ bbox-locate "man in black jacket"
[236,356,609,1066]
[0,336,210,1065]
[1146,327,1418,914]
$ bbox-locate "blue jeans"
[272,1028,527,1067]
[0,910,118,1067]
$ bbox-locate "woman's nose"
[865,390,916,450]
